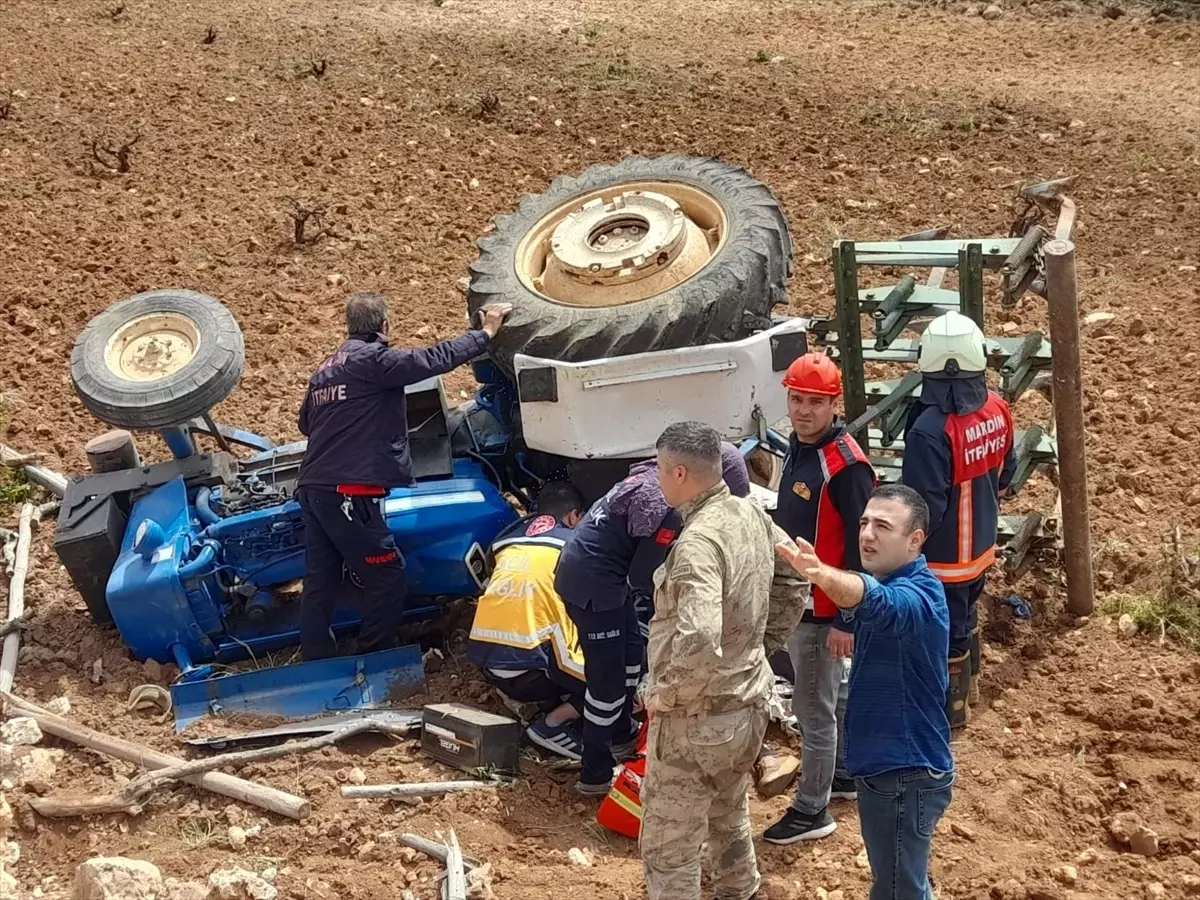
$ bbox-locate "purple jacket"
[297,330,489,490]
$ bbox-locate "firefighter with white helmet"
[902,311,1016,734]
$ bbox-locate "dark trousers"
[857,767,955,900]
[298,487,407,661]
[566,598,642,785]
[480,661,586,716]
[944,576,985,656]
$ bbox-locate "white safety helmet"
[917,310,987,376]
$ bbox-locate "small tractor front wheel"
[70,290,245,429]
[467,154,794,374]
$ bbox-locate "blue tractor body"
[106,456,516,672]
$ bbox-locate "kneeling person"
[467,482,588,760]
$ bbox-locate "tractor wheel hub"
[549,191,687,285]
[105,312,201,382]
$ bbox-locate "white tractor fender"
[513,317,815,460]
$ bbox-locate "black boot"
[947,651,971,737]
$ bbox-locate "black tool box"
[421,704,521,774]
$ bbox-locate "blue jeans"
[856,767,955,900]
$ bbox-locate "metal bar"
[1044,239,1094,616]
[849,238,1021,269]
[201,413,233,454]
[159,426,196,460]
[959,243,985,329]
[832,241,868,450]
[341,781,497,799]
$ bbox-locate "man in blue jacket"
[296,291,511,660]
[776,483,954,900]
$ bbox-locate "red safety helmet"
[781,351,842,396]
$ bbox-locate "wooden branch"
[386,833,480,871]
[341,780,497,800]
[0,502,34,694]
[0,692,310,819]
[19,711,409,817]
[443,829,467,900]
[0,444,40,467]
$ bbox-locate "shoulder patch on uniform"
[525,515,557,536]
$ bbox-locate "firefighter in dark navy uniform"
[762,351,876,846]
[296,292,512,660]
[553,444,751,796]
[902,310,1016,733]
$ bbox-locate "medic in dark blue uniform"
[553,444,751,795]
[295,292,512,660]
[902,311,1016,731]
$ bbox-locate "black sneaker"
[830,776,858,801]
[763,807,837,845]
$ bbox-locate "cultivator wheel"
[467,154,794,374]
[70,289,245,430]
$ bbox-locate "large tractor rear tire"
[467,155,793,373]
[70,290,245,430]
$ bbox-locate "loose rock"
[75,857,164,900]
[466,862,495,900]
[44,697,71,716]
[1108,811,1144,844]
[1053,865,1078,886]
[1146,884,1166,900]
[0,717,42,746]
[1117,614,1138,638]
[1076,848,1099,866]
[165,878,209,900]
[0,745,62,788]
[1130,826,1159,857]
[227,825,247,849]
[1180,874,1200,896]
[0,794,12,836]
[347,767,367,786]
[567,847,591,867]
[855,848,870,868]
[208,868,277,900]
[951,822,977,841]
[982,3,1004,18]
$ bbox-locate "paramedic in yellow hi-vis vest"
[466,481,589,760]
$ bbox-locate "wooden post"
[1043,239,1094,616]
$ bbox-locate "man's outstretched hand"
[480,303,514,338]
[775,536,823,581]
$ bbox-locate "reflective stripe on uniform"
[929,546,996,583]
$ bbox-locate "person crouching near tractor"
[901,311,1015,735]
[465,481,589,760]
[776,484,954,900]
[762,351,876,843]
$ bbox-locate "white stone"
[2,868,17,897]
[566,847,591,867]
[1053,864,1078,885]
[0,717,42,746]
[227,825,247,849]
[208,867,277,900]
[74,857,164,900]
[1,837,19,865]
[44,697,71,716]
[1083,311,1116,326]
[0,745,62,788]
[259,869,276,884]
[0,794,13,836]
[1118,614,1138,638]
[346,767,367,786]
[982,3,1004,19]
[164,878,208,900]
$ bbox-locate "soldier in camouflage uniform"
[640,422,810,900]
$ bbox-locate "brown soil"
[2,0,1200,898]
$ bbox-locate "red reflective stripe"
[337,483,386,496]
